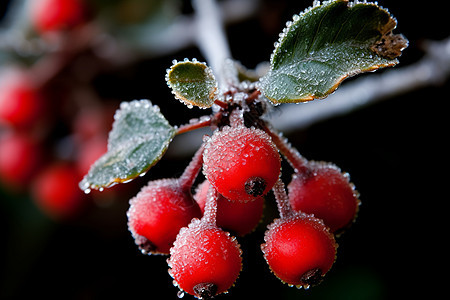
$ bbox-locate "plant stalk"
[179,143,205,192]
[262,123,309,173]
[192,0,232,89]
[272,178,293,219]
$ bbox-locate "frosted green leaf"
[79,99,176,191]
[166,59,217,108]
[260,0,408,104]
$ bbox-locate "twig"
[192,0,232,88]
[176,117,212,135]
[0,0,260,66]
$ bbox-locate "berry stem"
[272,178,293,219]
[262,123,308,173]
[176,117,212,135]
[178,143,205,192]
[214,99,228,109]
[245,90,261,104]
[202,185,218,226]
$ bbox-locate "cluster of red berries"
[127,89,360,299]
[0,0,109,220]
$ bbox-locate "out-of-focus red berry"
[0,132,43,189]
[0,71,44,129]
[31,0,88,33]
[32,163,86,220]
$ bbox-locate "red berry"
[0,70,44,128]
[31,163,85,220]
[0,132,43,188]
[261,213,337,288]
[194,180,264,236]
[203,125,281,202]
[169,219,242,298]
[127,179,202,255]
[288,161,359,232]
[31,0,88,33]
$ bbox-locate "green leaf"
[79,99,176,191]
[166,59,217,108]
[260,0,408,104]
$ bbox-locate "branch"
[269,37,450,133]
[192,0,232,88]
[0,0,260,66]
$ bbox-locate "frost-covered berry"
[261,213,337,288]
[288,161,359,233]
[168,219,242,299]
[194,180,264,236]
[203,125,281,202]
[128,144,205,255]
[127,179,202,255]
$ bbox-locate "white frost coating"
[165,58,218,109]
[268,0,390,65]
[202,125,280,201]
[168,217,242,296]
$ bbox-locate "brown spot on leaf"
[371,33,408,60]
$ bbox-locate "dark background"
[0,0,447,299]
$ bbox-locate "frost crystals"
[79,99,176,191]
[166,58,218,109]
[259,0,408,104]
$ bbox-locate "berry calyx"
[168,219,242,299]
[194,180,264,236]
[288,161,359,233]
[203,125,281,202]
[261,213,337,288]
[31,0,89,34]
